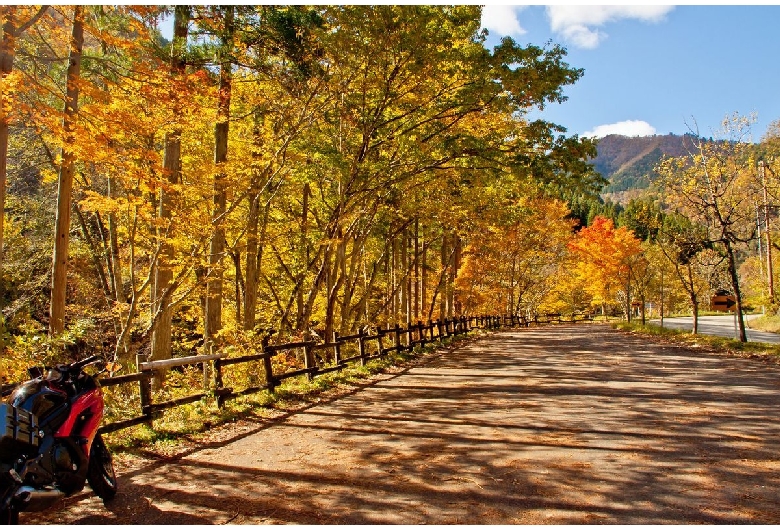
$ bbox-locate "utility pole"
[660,267,664,328]
[756,201,766,313]
[759,160,775,304]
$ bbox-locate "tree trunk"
[724,239,747,342]
[243,192,260,330]
[509,255,517,315]
[401,226,409,324]
[391,233,398,322]
[421,226,427,322]
[295,182,310,330]
[413,218,420,321]
[232,249,242,325]
[151,5,188,364]
[106,175,129,359]
[439,232,448,319]
[73,202,111,298]
[687,264,699,335]
[49,6,83,335]
[300,244,330,331]
[338,230,366,333]
[324,230,347,340]
[204,6,234,352]
[243,111,269,331]
[382,238,389,325]
[625,275,631,323]
[448,235,460,316]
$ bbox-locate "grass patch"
[746,313,780,333]
[613,320,780,358]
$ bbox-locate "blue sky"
[481,5,780,141]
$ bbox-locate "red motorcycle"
[0,355,117,524]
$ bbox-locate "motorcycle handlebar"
[69,355,103,372]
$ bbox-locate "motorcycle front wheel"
[0,508,19,524]
[87,433,117,501]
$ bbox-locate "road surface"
[22,325,780,524]
[650,314,780,344]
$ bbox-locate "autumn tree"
[150,6,190,365]
[655,213,720,333]
[568,215,643,318]
[656,114,759,341]
[49,6,85,335]
[457,196,575,317]
[270,5,592,339]
[0,6,603,387]
[202,5,235,353]
[0,6,46,272]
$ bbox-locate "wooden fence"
[1,312,593,434]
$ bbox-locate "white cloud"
[546,6,674,49]
[481,5,527,37]
[583,120,657,138]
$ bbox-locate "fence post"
[136,352,152,420]
[394,323,401,353]
[214,356,224,390]
[214,355,225,408]
[261,335,276,392]
[303,342,316,381]
[377,328,385,357]
[333,331,342,365]
[358,328,367,366]
[203,343,214,392]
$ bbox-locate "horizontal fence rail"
[1,313,593,434]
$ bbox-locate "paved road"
[650,314,780,344]
[23,325,780,524]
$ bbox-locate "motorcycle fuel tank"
[7,380,69,433]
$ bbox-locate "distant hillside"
[591,133,696,194]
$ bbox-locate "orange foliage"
[567,216,643,311]
[456,198,575,316]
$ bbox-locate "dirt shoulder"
[22,324,780,524]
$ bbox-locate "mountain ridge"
[591,133,697,194]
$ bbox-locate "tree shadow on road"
[21,325,780,524]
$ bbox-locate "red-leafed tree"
[568,215,643,319]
